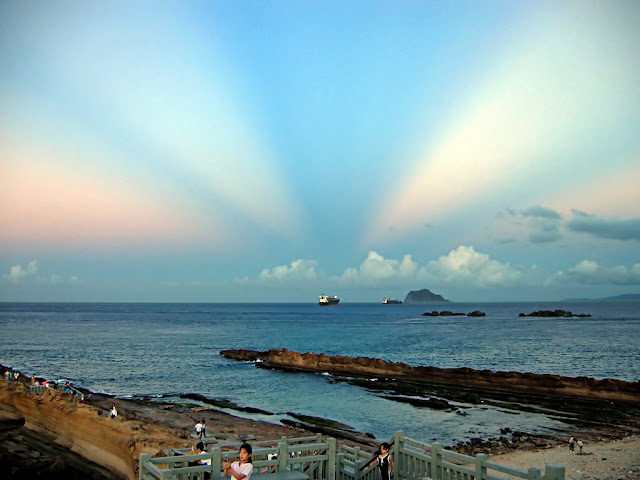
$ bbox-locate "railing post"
[278,440,288,472]
[528,467,542,479]
[327,437,337,480]
[544,465,565,480]
[474,453,487,480]
[432,442,442,480]
[139,452,150,480]
[336,452,344,480]
[212,446,222,477]
[354,446,361,480]
[394,431,405,479]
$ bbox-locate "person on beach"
[568,436,575,452]
[223,443,253,480]
[110,403,118,418]
[369,442,395,480]
[195,420,203,439]
[202,419,206,438]
[577,439,584,453]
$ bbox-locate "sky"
[1,1,639,303]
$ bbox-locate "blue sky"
[1,1,639,302]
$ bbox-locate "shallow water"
[1,301,638,444]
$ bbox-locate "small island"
[404,288,449,303]
[519,310,591,318]
[422,310,486,317]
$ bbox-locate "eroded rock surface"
[221,348,639,403]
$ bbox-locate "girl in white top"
[223,443,253,480]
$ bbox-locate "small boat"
[382,298,402,304]
[319,294,340,306]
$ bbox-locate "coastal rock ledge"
[220,348,640,403]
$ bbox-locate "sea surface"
[1,301,638,446]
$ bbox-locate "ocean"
[1,301,638,446]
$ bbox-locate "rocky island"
[519,309,591,318]
[422,310,486,316]
[404,288,449,303]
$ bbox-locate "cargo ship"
[319,294,340,306]
[382,298,402,304]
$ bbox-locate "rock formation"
[0,381,185,479]
[404,289,449,303]
[519,310,591,318]
[220,348,640,404]
[422,310,486,317]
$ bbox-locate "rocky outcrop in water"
[404,289,449,303]
[519,310,591,317]
[422,310,486,316]
[220,348,640,403]
[221,349,640,439]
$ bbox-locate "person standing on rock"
[110,403,118,418]
[369,442,395,480]
[568,436,575,452]
[195,420,203,439]
[577,439,583,453]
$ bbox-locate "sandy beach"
[489,436,640,480]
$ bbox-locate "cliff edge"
[0,381,184,479]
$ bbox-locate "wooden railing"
[139,435,336,480]
[353,432,565,480]
[139,432,565,480]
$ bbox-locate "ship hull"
[319,294,340,305]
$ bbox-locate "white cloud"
[259,259,319,283]
[339,251,418,286]
[5,260,39,282]
[2,260,80,286]
[234,247,639,296]
[332,247,528,289]
[550,260,640,286]
[418,246,526,287]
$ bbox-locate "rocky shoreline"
[221,349,640,441]
[2,356,639,479]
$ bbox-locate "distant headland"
[562,293,640,302]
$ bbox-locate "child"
[223,443,253,480]
[369,443,395,480]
